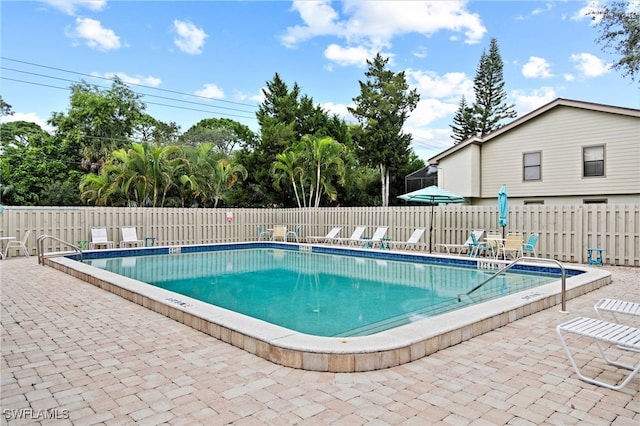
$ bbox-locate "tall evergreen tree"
[349,53,420,207]
[450,38,516,143]
[473,38,517,136]
[450,96,476,144]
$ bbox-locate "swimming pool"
[46,242,611,372]
[85,248,560,337]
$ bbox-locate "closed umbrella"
[498,184,508,239]
[398,186,467,253]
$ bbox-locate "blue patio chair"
[522,233,538,257]
[257,226,271,241]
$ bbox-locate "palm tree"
[271,149,304,208]
[210,159,248,208]
[299,135,345,207]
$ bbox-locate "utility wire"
[1,57,259,109]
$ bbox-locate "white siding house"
[428,98,640,205]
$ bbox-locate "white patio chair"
[89,227,115,250]
[3,230,31,258]
[120,226,144,248]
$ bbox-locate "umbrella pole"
[429,204,434,253]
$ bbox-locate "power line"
[1,57,259,109]
[1,66,258,116]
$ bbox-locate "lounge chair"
[285,225,301,242]
[594,298,640,323]
[556,316,640,390]
[497,233,523,260]
[3,230,31,258]
[522,233,538,257]
[120,226,144,248]
[436,230,484,255]
[390,228,426,251]
[306,227,341,244]
[334,226,367,246]
[271,225,287,241]
[358,226,388,248]
[257,226,271,241]
[89,227,115,250]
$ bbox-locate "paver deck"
[1,257,638,425]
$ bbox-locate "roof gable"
[428,98,640,164]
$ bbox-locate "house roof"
[428,98,640,165]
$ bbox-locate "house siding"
[437,144,480,197]
[476,106,640,200]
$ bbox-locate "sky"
[1,0,638,162]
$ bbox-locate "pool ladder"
[458,256,568,312]
[36,234,83,265]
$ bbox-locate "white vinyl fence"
[1,204,638,266]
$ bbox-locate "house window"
[583,145,605,177]
[523,152,541,181]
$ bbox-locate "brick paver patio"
[1,258,638,425]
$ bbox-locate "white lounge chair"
[556,316,640,390]
[390,228,426,251]
[89,227,115,250]
[120,226,144,248]
[334,226,367,246]
[436,230,485,255]
[358,226,388,248]
[595,298,640,323]
[3,230,31,258]
[306,227,341,244]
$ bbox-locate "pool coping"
[44,242,611,372]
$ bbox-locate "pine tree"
[450,96,476,144]
[450,38,517,142]
[473,38,517,136]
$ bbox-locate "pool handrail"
[36,234,83,265]
[458,256,568,312]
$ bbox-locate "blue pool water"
[86,248,560,337]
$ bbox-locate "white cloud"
[407,70,472,99]
[66,17,121,51]
[511,87,557,115]
[281,0,487,66]
[406,98,459,128]
[522,56,553,79]
[570,52,610,77]
[531,2,554,16]
[321,101,356,123]
[99,72,161,87]
[173,20,207,55]
[195,84,225,100]
[563,73,576,81]
[40,0,106,16]
[323,44,379,67]
[0,112,54,133]
[570,1,604,24]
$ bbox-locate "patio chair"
[469,232,494,257]
[358,226,388,248]
[334,226,367,246]
[390,228,426,251]
[257,226,271,241]
[522,233,538,257]
[120,226,144,248]
[306,227,341,244]
[271,225,287,241]
[556,316,640,390]
[3,229,31,258]
[436,230,484,255]
[498,233,523,260]
[594,298,640,323]
[89,227,115,250]
[285,225,301,242]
